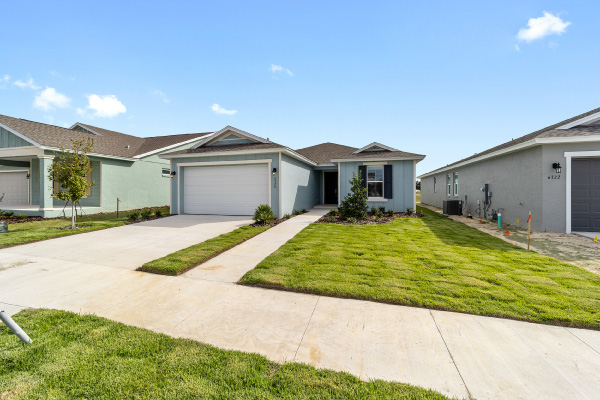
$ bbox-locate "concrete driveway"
[1,210,600,400]
[2,214,252,269]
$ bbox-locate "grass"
[0,207,170,249]
[138,225,271,275]
[241,208,600,329]
[0,309,451,399]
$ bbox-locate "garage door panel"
[183,164,269,215]
[0,172,28,204]
[572,158,600,232]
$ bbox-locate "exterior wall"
[339,160,415,212]
[280,154,319,215]
[170,152,281,217]
[541,142,600,232]
[0,126,31,148]
[420,146,544,231]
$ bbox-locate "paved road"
[1,210,599,400]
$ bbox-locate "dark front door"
[571,158,600,231]
[324,172,338,204]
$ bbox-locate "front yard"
[0,309,450,399]
[241,208,600,329]
[0,207,170,249]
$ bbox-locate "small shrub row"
[127,208,164,221]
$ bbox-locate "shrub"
[16,213,27,220]
[339,171,368,220]
[406,207,414,215]
[154,209,163,217]
[127,211,141,221]
[141,208,153,219]
[254,204,276,225]
[302,209,307,214]
[387,209,395,217]
[293,209,302,216]
[4,211,14,217]
[374,216,380,222]
[329,208,339,216]
[283,213,291,219]
[346,217,357,223]
[327,216,335,223]
[371,206,383,217]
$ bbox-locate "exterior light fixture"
[552,162,562,174]
[170,171,176,178]
[26,173,30,179]
[272,167,277,176]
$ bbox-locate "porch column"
[38,155,54,210]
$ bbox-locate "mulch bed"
[126,214,171,224]
[317,211,424,225]
[250,211,308,228]
[0,215,54,224]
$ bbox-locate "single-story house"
[0,114,211,217]
[418,107,600,234]
[160,126,425,217]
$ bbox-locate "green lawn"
[241,209,600,329]
[0,207,170,249]
[138,225,270,275]
[0,309,450,399]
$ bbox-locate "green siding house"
[161,126,425,217]
[0,114,210,217]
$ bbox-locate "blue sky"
[0,1,597,174]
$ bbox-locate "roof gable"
[192,126,269,149]
[352,142,399,154]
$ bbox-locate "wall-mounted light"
[272,167,277,176]
[552,162,561,174]
[26,173,30,180]
[170,171,176,179]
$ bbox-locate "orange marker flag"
[505,230,510,235]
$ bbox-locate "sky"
[0,1,598,175]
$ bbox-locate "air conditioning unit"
[443,200,463,216]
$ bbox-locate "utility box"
[443,200,463,216]
[0,221,8,233]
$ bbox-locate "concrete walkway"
[1,209,599,400]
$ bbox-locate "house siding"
[420,146,544,231]
[170,152,281,216]
[281,153,319,215]
[339,160,415,212]
[0,126,32,148]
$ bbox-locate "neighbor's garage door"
[183,164,269,215]
[0,171,28,204]
[571,158,600,231]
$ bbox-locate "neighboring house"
[161,126,425,217]
[419,107,600,234]
[0,114,210,217]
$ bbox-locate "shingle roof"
[421,107,600,176]
[0,114,209,159]
[295,142,425,164]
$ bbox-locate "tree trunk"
[71,201,75,229]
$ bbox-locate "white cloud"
[1,75,9,82]
[151,89,170,103]
[270,64,293,77]
[33,87,71,111]
[14,77,40,90]
[210,103,237,115]
[518,12,571,42]
[514,44,520,51]
[80,94,127,118]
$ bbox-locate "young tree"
[48,138,95,229]
[339,171,368,220]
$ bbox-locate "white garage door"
[0,171,28,204]
[183,164,269,215]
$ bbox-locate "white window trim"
[366,164,385,201]
[564,150,600,233]
[453,172,459,197]
[446,174,451,196]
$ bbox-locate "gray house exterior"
[162,126,424,217]
[0,114,210,217]
[419,108,600,234]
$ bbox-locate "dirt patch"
[57,225,93,230]
[250,213,300,228]
[421,204,600,275]
[317,211,424,225]
[1,215,58,224]
[199,265,224,271]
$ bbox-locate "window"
[433,177,437,193]
[453,172,458,196]
[162,168,171,177]
[446,174,451,196]
[367,165,384,198]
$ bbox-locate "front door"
[324,172,338,204]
